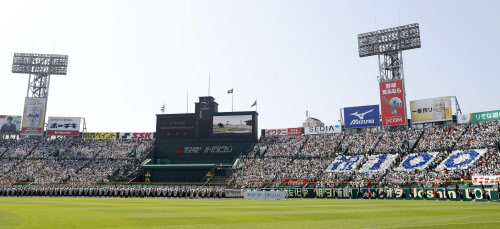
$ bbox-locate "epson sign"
[344,105,380,128]
[304,125,341,135]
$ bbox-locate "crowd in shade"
[231,122,500,188]
[0,139,38,158]
[1,121,500,188]
[0,139,153,184]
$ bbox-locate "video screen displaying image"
[213,115,253,134]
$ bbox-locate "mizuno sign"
[344,105,380,128]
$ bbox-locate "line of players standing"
[0,186,226,198]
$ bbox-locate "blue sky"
[0,0,499,132]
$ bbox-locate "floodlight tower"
[358,23,421,82]
[12,53,69,138]
[358,23,421,129]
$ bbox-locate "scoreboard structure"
[156,96,258,142]
[145,96,258,183]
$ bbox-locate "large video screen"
[213,115,253,135]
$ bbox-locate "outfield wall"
[262,187,499,201]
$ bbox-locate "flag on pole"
[251,100,257,107]
[227,89,233,94]
[161,103,165,114]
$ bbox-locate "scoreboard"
[156,96,258,143]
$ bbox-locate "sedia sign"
[304,125,341,135]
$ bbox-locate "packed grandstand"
[1,120,499,194]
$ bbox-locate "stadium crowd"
[0,139,153,184]
[231,121,500,188]
[1,121,500,191]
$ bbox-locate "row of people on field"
[0,186,226,198]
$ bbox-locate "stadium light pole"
[12,53,69,140]
[358,23,421,129]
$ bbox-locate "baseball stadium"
[1,1,500,229]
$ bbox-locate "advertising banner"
[47,117,81,136]
[379,80,406,126]
[410,97,452,124]
[264,128,301,136]
[262,187,499,201]
[34,177,55,184]
[119,132,155,139]
[21,98,47,135]
[243,191,286,200]
[344,105,380,128]
[82,132,117,140]
[459,110,500,124]
[0,115,22,134]
[472,175,500,186]
[304,125,341,135]
[286,179,308,186]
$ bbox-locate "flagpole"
[232,90,234,112]
[187,90,189,113]
[208,74,210,96]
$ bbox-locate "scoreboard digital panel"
[156,114,196,139]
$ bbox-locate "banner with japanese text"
[47,117,81,136]
[263,128,301,136]
[379,80,406,126]
[472,175,500,186]
[82,132,117,140]
[410,97,452,124]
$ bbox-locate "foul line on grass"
[364,220,500,229]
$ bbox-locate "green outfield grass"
[1,198,499,229]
